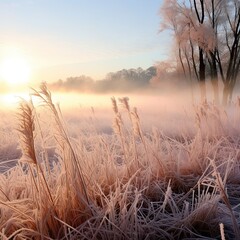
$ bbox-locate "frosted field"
[0,90,195,172]
[0,85,240,239]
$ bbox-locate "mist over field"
[0,86,202,178]
[0,86,196,177]
[0,82,239,172]
[0,83,203,137]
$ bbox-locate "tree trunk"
[222,84,234,106]
[199,81,206,102]
[222,85,229,106]
[184,48,194,103]
[211,79,219,104]
[229,82,234,103]
[210,51,220,104]
[199,48,206,101]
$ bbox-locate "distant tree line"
[50,67,157,93]
[160,0,240,105]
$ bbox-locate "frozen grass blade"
[210,157,240,239]
[220,223,226,240]
[31,83,90,206]
[17,99,55,207]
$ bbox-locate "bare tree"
[160,0,240,105]
[160,0,213,101]
[193,0,207,101]
[216,0,240,104]
[204,0,223,104]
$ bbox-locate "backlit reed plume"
[17,99,55,207]
[31,82,90,206]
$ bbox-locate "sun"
[0,55,31,86]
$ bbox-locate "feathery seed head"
[18,100,37,164]
[111,97,118,114]
[118,97,130,112]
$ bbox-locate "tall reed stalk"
[31,83,90,206]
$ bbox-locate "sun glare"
[0,55,31,86]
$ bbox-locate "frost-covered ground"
[0,86,240,239]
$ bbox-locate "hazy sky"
[0,0,170,83]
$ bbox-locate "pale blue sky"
[0,0,170,82]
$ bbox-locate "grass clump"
[0,83,240,239]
